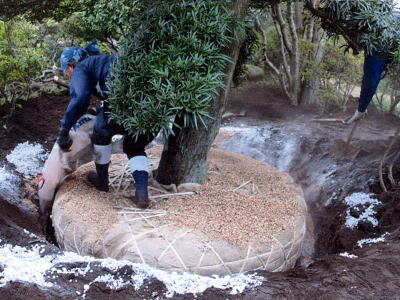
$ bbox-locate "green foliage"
[0,21,50,116]
[388,50,400,90]
[77,0,138,42]
[0,0,80,22]
[107,0,240,139]
[374,52,400,114]
[315,41,363,110]
[0,16,109,115]
[318,0,400,58]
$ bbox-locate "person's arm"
[58,66,92,151]
[60,66,93,131]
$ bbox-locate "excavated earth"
[1,84,400,299]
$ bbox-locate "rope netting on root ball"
[52,146,307,275]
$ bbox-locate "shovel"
[312,118,361,160]
[333,122,361,160]
[312,118,345,124]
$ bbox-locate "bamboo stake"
[231,180,252,192]
[150,192,196,199]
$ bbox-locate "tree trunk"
[156,0,250,185]
[389,94,400,115]
[300,27,326,104]
[287,1,302,106]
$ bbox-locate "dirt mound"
[52,148,306,275]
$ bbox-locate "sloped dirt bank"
[1,85,400,298]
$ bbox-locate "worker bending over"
[57,41,154,208]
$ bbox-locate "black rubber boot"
[132,170,150,209]
[87,163,109,192]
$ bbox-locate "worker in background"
[57,41,153,208]
[345,54,391,124]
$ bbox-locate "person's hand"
[57,128,72,152]
[344,109,366,124]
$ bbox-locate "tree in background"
[0,21,49,117]
[374,58,400,115]
[255,0,327,105]
[253,0,400,107]
[74,0,138,51]
[313,41,363,111]
[0,0,80,22]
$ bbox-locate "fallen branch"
[388,150,400,187]
[150,192,196,199]
[53,76,69,89]
[149,186,170,194]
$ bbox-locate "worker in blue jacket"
[58,41,153,209]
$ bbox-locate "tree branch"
[287,1,299,43]
[304,1,360,55]
[273,21,292,87]
[272,3,293,57]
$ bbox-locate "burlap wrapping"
[52,149,307,275]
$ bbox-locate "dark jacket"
[60,54,116,131]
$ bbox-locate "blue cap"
[60,40,101,71]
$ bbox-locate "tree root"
[379,129,400,193]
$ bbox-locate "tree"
[0,0,80,21]
[314,41,363,110]
[3,0,400,186]
[374,60,400,115]
[305,0,400,58]
[255,0,327,105]
[155,1,249,185]
[0,20,50,117]
[106,0,247,185]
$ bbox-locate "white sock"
[94,144,112,164]
[129,156,149,173]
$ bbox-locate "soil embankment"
[1,83,400,298]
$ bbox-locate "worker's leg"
[89,108,114,191]
[123,133,155,208]
[358,55,386,113]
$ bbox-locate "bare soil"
[0,94,69,161]
[1,84,400,299]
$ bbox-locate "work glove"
[344,109,366,125]
[57,128,73,152]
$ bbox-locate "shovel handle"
[312,118,345,123]
[344,122,358,153]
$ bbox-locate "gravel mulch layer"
[150,147,304,246]
[56,147,304,247]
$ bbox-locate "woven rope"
[115,206,304,273]
[53,153,306,275]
